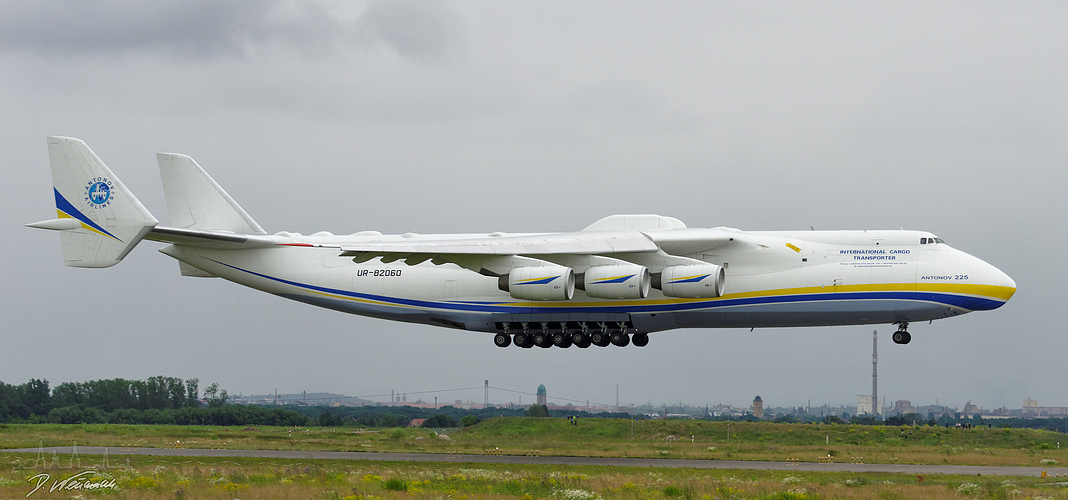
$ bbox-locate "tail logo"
[85,177,114,209]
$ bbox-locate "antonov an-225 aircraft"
[29,137,1016,349]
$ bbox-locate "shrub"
[384,478,408,491]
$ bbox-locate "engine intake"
[655,264,725,298]
[578,265,650,299]
[499,266,575,301]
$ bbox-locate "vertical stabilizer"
[32,137,158,268]
[157,153,265,234]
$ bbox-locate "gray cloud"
[0,0,465,61]
[355,0,466,62]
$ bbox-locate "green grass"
[1,453,1065,500]
[2,418,1067,467]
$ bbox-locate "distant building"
[857,395,878,416]
[537,384,547,406]
[753,395,763,419]
[1021,399,1068,418]
[892,400,913,416]
[963,401,980,417]
[408,419,426,428]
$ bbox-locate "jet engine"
[499,266,575,300]
[656,264,725,298]
[578,265,650,299]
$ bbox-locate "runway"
[4,447,1065,478]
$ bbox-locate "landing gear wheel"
[590,332,610,347]
[891,321,911,345]
[610,332,630,347]
[892,331,912,344]
[493,333,511,348]
[632,333,649,347]
[552,332,573,348]
[514,333,533,348]
[533,333,552,348]
[572,333,592,348]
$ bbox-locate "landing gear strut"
[892,322,911,345]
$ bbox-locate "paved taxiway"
[4,447,1066,478]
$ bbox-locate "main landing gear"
[892,322,911,345]
[493,321,650,349]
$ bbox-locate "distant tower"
[537,384,547,406]
[872,330,878,417]
[753,395,763,419]
[484,380,489,408]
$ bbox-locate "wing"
[338,227,734,275]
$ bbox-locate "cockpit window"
[920,238,928,244]
[920,237,945,245]
[934,237,944,244]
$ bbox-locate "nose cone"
[993,266,1016,303]
[973,258,1016,310]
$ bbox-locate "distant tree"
[185,378,200,408]
[461,415,480,427]
[822,415,844,424]
[422,414,458,428]
[318,412,345,427]
[885,415,907,426]
[527,404,549,418]
[47,405,106,424]
[203,383,229,408]
[18,379,52,416]
[773,414,799,424]
[853,415,880,425]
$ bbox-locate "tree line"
[0,377,307,426]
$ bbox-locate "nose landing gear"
[892,322,911,344]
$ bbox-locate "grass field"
[2,452,1067,500]
[3,418,1067,468]
[3,419,1068,499]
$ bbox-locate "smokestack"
[872,330,878,417]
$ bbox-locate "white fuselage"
[159,228,1016,335]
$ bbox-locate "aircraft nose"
[982,261,1016,308]
[997,267,1016,299]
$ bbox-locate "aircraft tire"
[493,333,512,348]
[573,333,592,348]
[514,333,533,348]
[552,332,572,348]
[892,331,906,344]
[632,333,649,347]
[902,332,912,344]
[533,333,552,348]
[590,332,611,347]
[610,332,630,347]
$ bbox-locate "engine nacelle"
[656,264,725,298]
[499,266,575,301]
[579,265,650,299]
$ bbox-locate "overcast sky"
[3,1,1065,412]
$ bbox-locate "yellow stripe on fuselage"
[488,282,1017,308]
